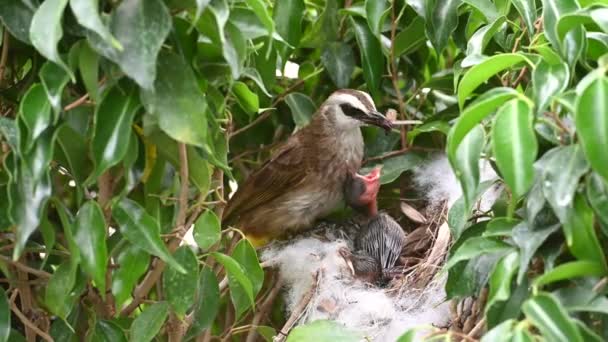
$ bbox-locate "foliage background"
[0,0,607,341]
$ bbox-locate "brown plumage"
[222,89,392,246]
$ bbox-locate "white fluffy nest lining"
[261,154,502,341]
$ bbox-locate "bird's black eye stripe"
[340,103,366,118]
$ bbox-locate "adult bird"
[222,89,392,247]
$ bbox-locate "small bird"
[223,89,392,247]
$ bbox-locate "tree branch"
[10,296,53,342]
[0,30,9,87]
[389,0,408,150]
[0,255,51,279]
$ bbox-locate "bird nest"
[255,155,498,341]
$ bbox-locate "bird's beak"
[361,110,393,133]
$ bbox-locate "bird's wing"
[221,137,311,225]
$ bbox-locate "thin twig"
[511,67,528,88]
[0,255,51,279]
[63,93,90,111]
[468,318,486,339]
[0,30,9,87]
[363,146,439,164]
[245,276,284,342]
[10,291,53,342]
[176,143,190,229]
[275,271,319,342]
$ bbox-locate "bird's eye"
[340,103,365,118]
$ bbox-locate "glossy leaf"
[45,261,76,319]
[211,252,254,319]
[56,123,90,183]
[273,0,304,47]
[141,51,208,148]
[285,92,316,128]
[39,61,70,116]
[88,0,171,89]
[563,194,607,269]
[112,198,186,273]
[575,75,608,183]
[19,84,51,151]
[350,16,384,97]
[245,0,273,34]
[523,293,583,342]
[458,53,532,107]
[394,16,425,56]
[90,84,140,181]
[286,320,362,342]
[321,42,355,88]
[78,41,100,102]
[587,173,608,228]
[232,239,264,296]
[130,302,169,342]
[452,125,484,209]
[426,0,460,54]
[193,210,221,250]
[446,237,513,269]
[542,0,584,66]
[363,152,424,184]
[481,319,515,342]
[0,288,8,342]
[463,0,499,23]
[512,0,537,35]
[163,246,199,316]
[535,145,589,222]
[487,251,519,311]
[93,320,127,342]
[512,222,560,283]
[70,0,121,49]
[532,60,569,114]
[484,217,520,237]
[492,99,537,199]
[232,82,259,115]
[447,87,520,163]
[112,244,150,309]
[187,267,220,338]
[0,0,35,44]
[365,0,388,37]
[462,17,506,67]
[29,0,74,78]
[533,261,605,288]
[74,201,107,293]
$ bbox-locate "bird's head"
[344,166,382,217]
[322,89,393,132]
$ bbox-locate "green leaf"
[112,244,150,309]
[575,75,608,183]
[232,82,259,115]
[18,84,51,151]
[487,251,519,311]
[45,261,76,319]
[187,267,220,338]
[557,7,608,40]
[130,302,169,342]
[446,237,513,269]
[0,0,35,44]
[285,92,316,128]
[245,0,273,34]
[533,261,606,288]
[350,16,384,97]
[512,222,560,283]
[448,197,468,239]
[365,0,388,37]
[211,252,254,319]
[512,0,537,35]
[88,0,171,89]
[458,53,532,108]
[29,0,74,79]
[522,293,583,342]
[321,42,355,88]
[563,194,607,269]
[452,125,484,210]
[394,16,425,56]
[286,320,363,342]
[112,198,186,273]
[363,153,424,184]
[0,288,9,342]
[484,217,520,237]
[163,246,199,316]
[587,173,608,228]
[193,210,221,250]
[463,0,499,23]
[462,17,507,67]
[39,61,70,117]
[74,201,107,293]
[447,87,520,163]
[426,0,460,54]
[396,330,416,342]
[90,84,140,181]
[532,60,569,114]
[492,99,537,200]
[542,0,584,66]
[69,0,121,50]
[535,145,589,222]
[93,320,127,342]
[481,319,515,342]
[141,51,208,148]
[78,41,100,102]
[224,23,247,79]
[273,0,304,47]
[56,124,91,184]
[232,239,264,296]
[486,278,530,328]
